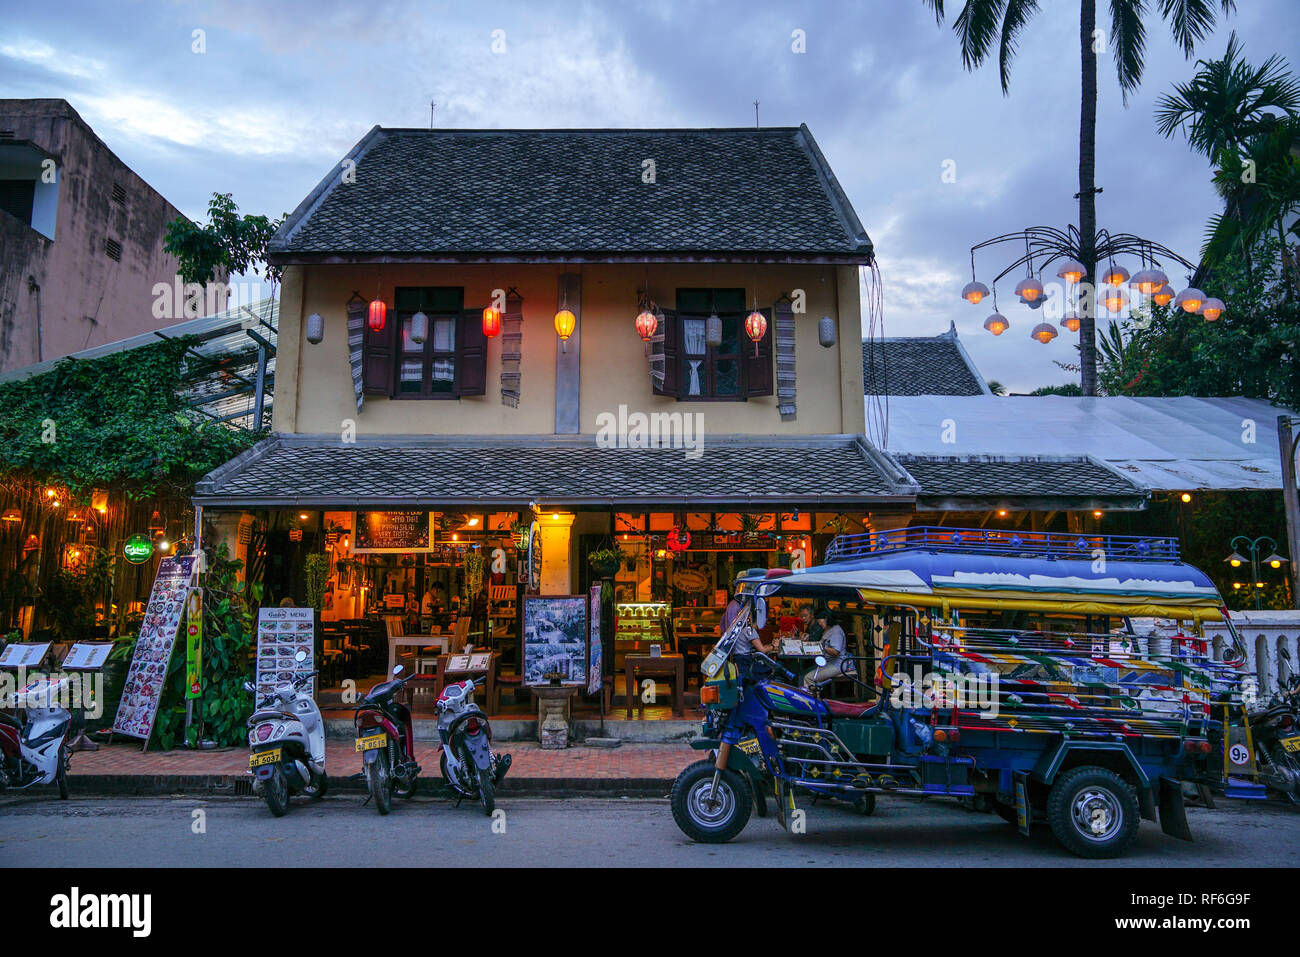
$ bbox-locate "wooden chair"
[449,616,471,654]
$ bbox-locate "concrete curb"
[64,774,675,799]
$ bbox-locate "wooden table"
[624,653,685,718]
[386,634,449,681]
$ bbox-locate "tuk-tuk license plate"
[738,737,761,757]
[355,733,387,753]
[249,748,281,769]
[1281,736,1300,754]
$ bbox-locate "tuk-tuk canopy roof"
[740,526,1224,621]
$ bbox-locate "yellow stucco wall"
[283,262,865,436]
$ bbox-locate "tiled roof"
[863,324,988,396]
[895,455,1147,508]
[269,125,872,261]
[194,434,914,507]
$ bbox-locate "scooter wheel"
[305,772,328,801]
[56,744,69,800]
[264,766,290,817]
[478,768,495,816]
[671,759,752,844]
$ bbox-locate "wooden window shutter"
[652,308,681,398]
[743,307,774,397]
[361,300,396,395]
[456,309,488,396]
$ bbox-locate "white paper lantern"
[410,310,429,345]
[305,313,324,344]
[818,315,836,347]
[705,313,723,347]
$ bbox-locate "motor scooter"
[1250,648,1300,804]
[354,664,421,814]
[436,676,511,815]
[0,675,73,798]
[245,650,327,816]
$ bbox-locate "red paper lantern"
[367,299,387,333]
[482,306,502,338]
[667,527,690,552]
[744,310,767,356]
[635,310,658,342]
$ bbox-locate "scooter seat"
[823,698,876,719]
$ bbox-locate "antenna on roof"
[753,99,760,128]
[430,100,437,129]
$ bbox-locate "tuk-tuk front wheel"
[1046,766,1138,859]
[671,760,752,844]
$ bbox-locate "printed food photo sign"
[522,595,587,686]
[111,555,200,745]
[255,607,316,699]
[351,510,433,553]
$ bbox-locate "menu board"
[112,555,199,742]
[588,585,603,695]
[254,607,315,699]
[61,642,114,671]
[522,595,587,686]
[0,642,51,669]
[353,510,433,553]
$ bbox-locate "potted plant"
[588,541,625,578]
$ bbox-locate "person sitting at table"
[801,606,856,690]
[798,604,823,644]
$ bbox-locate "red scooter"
[354,665,422,814]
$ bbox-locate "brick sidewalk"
[68,740,698,784]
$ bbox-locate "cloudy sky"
[4,0,1297,391]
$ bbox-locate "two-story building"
[0,99,192,373]
[193,124,918,710]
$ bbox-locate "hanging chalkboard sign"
[352,511,434,553]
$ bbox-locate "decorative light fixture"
[554,309,576,351]
[66,509,84,523]
[1174,287,1205,313]
[744,310,767,356]
[305,313,324,345]
[1151,284,1175,306]
[983,313,1009,336]
[1030,322,1057,344]
[1227,551,1245,568]
[1060,314,1082,333]
[1056,260,1086,284]
[1,508,20,523]
[482,305,502,338]
[818,315,836,347]
[635,309,658,343]
[23,534,39,551]
[367,298,387,333]
[409,311,428,345]
[1102,286,1128,313]
[1101,263,1130,286]
[92,490,108,513]
[1266,552,1289,569]
[705,312,723,348]
[1014,277,1044,302]
[1199,298,1225,321]
[961,280,990,305]
[667,527,691,552]
[1180,492,1192,503]
[1130,268,1168,294]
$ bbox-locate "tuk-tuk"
[671,526,1263,858]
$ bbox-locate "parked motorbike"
[354,664,421,814]
[1250,648,1300,804]
[245,651,327,817]
[436,676,510,815]
[0,675,73,798]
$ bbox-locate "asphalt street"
[2,793,1297,867]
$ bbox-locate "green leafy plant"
[164,192,284,287]
[462,548,486,600]
[588,540,625,577]
[36,547,110,640]
[303,552,330,610]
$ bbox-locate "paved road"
[2,794,1297,867]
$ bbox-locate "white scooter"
[0,675,73,798]
[436,676,510,815]
[245,651,327,816]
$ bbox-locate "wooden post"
[1279,415,1300,608]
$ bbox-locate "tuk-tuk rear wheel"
[1046,766,1138,859]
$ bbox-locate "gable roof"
[863,322,990,396]
[269,125,872,264]
[894,454,1148,510]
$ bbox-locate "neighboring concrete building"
[0,99,188,372]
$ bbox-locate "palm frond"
[1159,0,1234,58]
[922,0,946,25]
[998,0,1040,94]
[1110,0,1150,101]
[953,0,1008,75]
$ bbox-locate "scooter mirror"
[814,655,827,668]
[294,649,308,663]
[393,664,404,677]
[243,681,255,693]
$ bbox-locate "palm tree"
[1155,32,1300,161]
[922,0,1236,396]
[986,379,1008,395]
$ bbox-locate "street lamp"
[1226,535,1289,610]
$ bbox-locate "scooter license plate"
[738,736,761,756]
[249,748,281,769]
[355,732,387,753]
[1281,736,1300,754]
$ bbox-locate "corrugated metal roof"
[877,395,1294,491]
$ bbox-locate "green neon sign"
[124,533,153,564]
